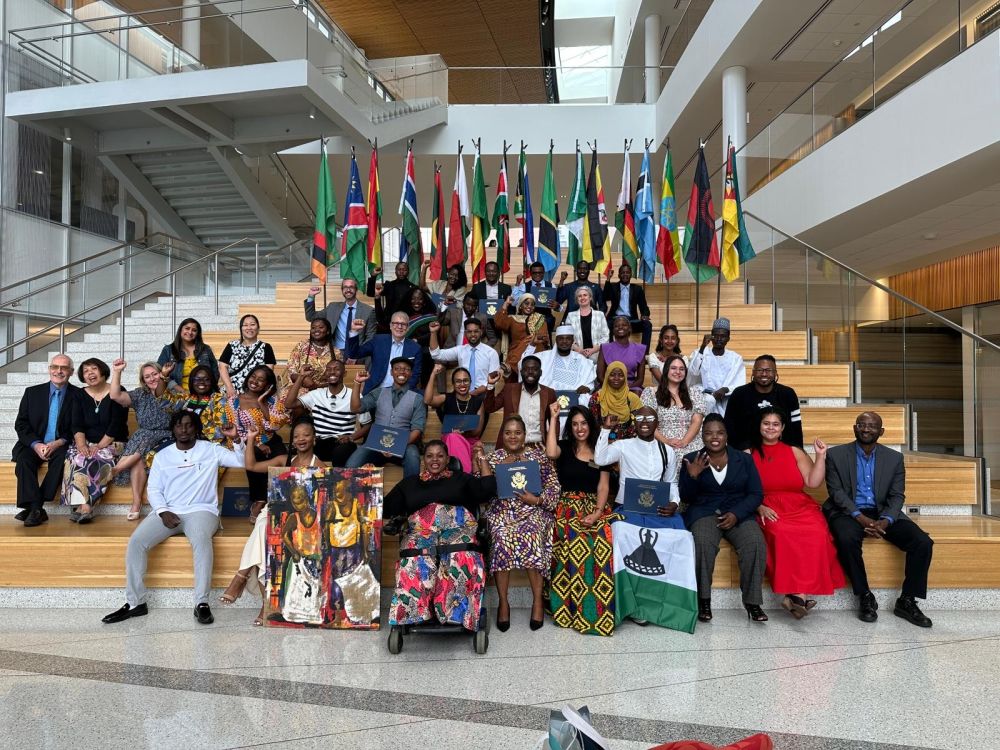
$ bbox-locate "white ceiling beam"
[145,107,210,143]
[170,104,235,142]
[98,126,203,154]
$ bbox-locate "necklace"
[455,395,471,414]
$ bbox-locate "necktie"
[44,389,61,443]
[468,347,477,386]
[344,306,354,346]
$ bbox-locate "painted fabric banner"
[264,466,383,629]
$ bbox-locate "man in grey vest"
[346,356,426,477]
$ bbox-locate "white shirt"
[298,386,356,438]
[518,387,543,443]
[534,349,596,392]
[381,337,406,388]
[595,428,680,505]
[687,348,744,414]
[484,282,500,298]
[147,440,245,517]
[430,343,501,389]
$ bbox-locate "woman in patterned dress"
[494,294,550,382]
[646,324,687,384]
[641,354,706,481]
[482,415,560,632]
[384,440,497,631]
[589,361,642,441]
[545,403,615,636]
[219,314,277,395]
[281,318,338,392]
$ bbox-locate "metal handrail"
[0,237,259,361]
[743,210,1000,355]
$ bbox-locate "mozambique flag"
[366,144,382,274]
[492,154,511,273]
[730,143,756,264]
[720,144,740,282]
[470,144,489,283]
[514,145,535,267]
[340,153,368,283]
[537,146,561,278]
[398,144,422,284]
[656,145,681,278]
[615,148,638,275]
[311,141,337,283]
[634,147,656,283]
[681,147,719,284]
[429,164,446,280]
[566,148,587,268]
[447,150,470,270]
[582,149,611,277]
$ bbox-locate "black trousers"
[827,509,933,599]
[314,438,358,467]
[605,315,653,350]
[14,444,68,509]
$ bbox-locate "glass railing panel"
[975,303,1000,514]
[802,247,856,364]
[758,87,815,189]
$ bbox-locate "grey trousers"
[126,510,219,607]
[690,515,767,605]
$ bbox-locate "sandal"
[253,616,264,627]
[126,510,140,521]
[781,596,807,620]
[219,572,249,605]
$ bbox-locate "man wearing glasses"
[12,354,81,527]
[724,354,803,450]
[345,311,421,395]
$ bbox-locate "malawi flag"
[514,145,535,267]
[429,164,446,280]
[340,153,368,283]
[470,144,489,283]
[656,146,681,278]
[720,144,741,282]
[366,144,382,274]
[492,154,511,273]
[682,147,719,284]
[398,143,422,284]
[634,147,656,283]
[447,149,470,271]
[566,147,587,268]
[612,518,698,633]
[537,146,560,279]
[582,149,611,277]
[311,141,337,283]
[615,148,638,276]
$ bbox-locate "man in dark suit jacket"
[441,293,494,348]
[366,262,418,332]
[345,311,422,395]
[304,277,376,352]
[556,260,604,313]
[470,261,513,302]
[13,354,81,527]
[602,263,653,349]
[824,411,934,627]
[483,355,556,448]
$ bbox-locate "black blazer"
[602,281,650,319]
[824,442,905,522]
[679,447,763,525]
[470,281,512,301]
[13,382,81,459]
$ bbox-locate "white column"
[644,14,660,104]
[182,0,201,61]
[722,65,747,190]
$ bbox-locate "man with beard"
[484,355,556,448]
[284,359,366,465]
[724,355,802,450]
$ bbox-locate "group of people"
[11,258,934,632]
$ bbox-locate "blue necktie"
[44,389,61,443]
[468,347,477,387]
[344,305,354,347]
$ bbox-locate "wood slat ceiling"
[317,0,548,103]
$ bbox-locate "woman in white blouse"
[565,286,609,363]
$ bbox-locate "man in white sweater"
[103,411,246,625]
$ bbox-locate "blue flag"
[635,147,656,283]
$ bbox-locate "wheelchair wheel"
[387,625,404,654]
[473,628,489,655]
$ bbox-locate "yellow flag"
[720,147,740,282]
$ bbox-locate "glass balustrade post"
[255,242,260,293]
[214,254,220,315]
[119,296,126,359]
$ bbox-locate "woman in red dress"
[750,407,845,618]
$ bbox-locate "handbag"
[541,705,609,750]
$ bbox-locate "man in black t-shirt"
[724,354,803,450]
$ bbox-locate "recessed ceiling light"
[33,169,44,175]
[922,232,937,240]
[832,39,842,47]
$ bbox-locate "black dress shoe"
[529,617,544,631]
[102,602,148,624]
[858,592,878,623]
[23,508,48,527]
[894,596,932,628]
[14,509,29,522]
[194,603,215,625]
[698,598,713,623]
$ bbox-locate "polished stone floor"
[1,605,997,749]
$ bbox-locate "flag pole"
[715,136,731,321]
[321,135,328,310]
[663,136,670,323]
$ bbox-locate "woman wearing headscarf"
[589,361,642,441]
[494,293,550,382]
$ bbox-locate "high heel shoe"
[529,617,544,631]
[496,604,510,632]
[219,572,249,605]
[745,603,769,622]
[698,598,713,623]
[781,595,807,620]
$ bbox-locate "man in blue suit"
[345,310,422,395]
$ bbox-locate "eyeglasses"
[634,415,656,423]
[48,365,72,372]
[856,422,880,430]
[390,320,407,326]
[753,368,775,374]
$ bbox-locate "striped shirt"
[298,386,356,439]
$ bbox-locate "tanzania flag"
[656,146,681,278]
[311,141,336,283]
[492,154,511,273]
[537,146,561,279]
[615,148,638,276]
[514,145,535,268]
[682,147,719,284]
[730,143,756,264]
[340,153,368,283]
[634,147,656,283]
[720,145,740,282]
[366,144,382,274]
[470,144,489,283]
[447,150,470,269]
[582,149,611,277]
[429,164,446,280]
[612,519,698,633]
[566,148,587,268]
[398,144,422,284]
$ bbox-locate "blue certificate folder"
[221,487,252,517]
[431,292,458,310]
[363,424,408,457]
[623,478,672,515]
[479,298,503,317]
[495,461,542,498]
[554,390,578,413]
[441,413,480,434]
[532,285,555,306]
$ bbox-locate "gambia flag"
[311,141,337,283]
[612,519,698,633]
[682,146,719,284]
[615,147,638,276]
[340,152,368,283]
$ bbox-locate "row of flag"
[311,138,756,287]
